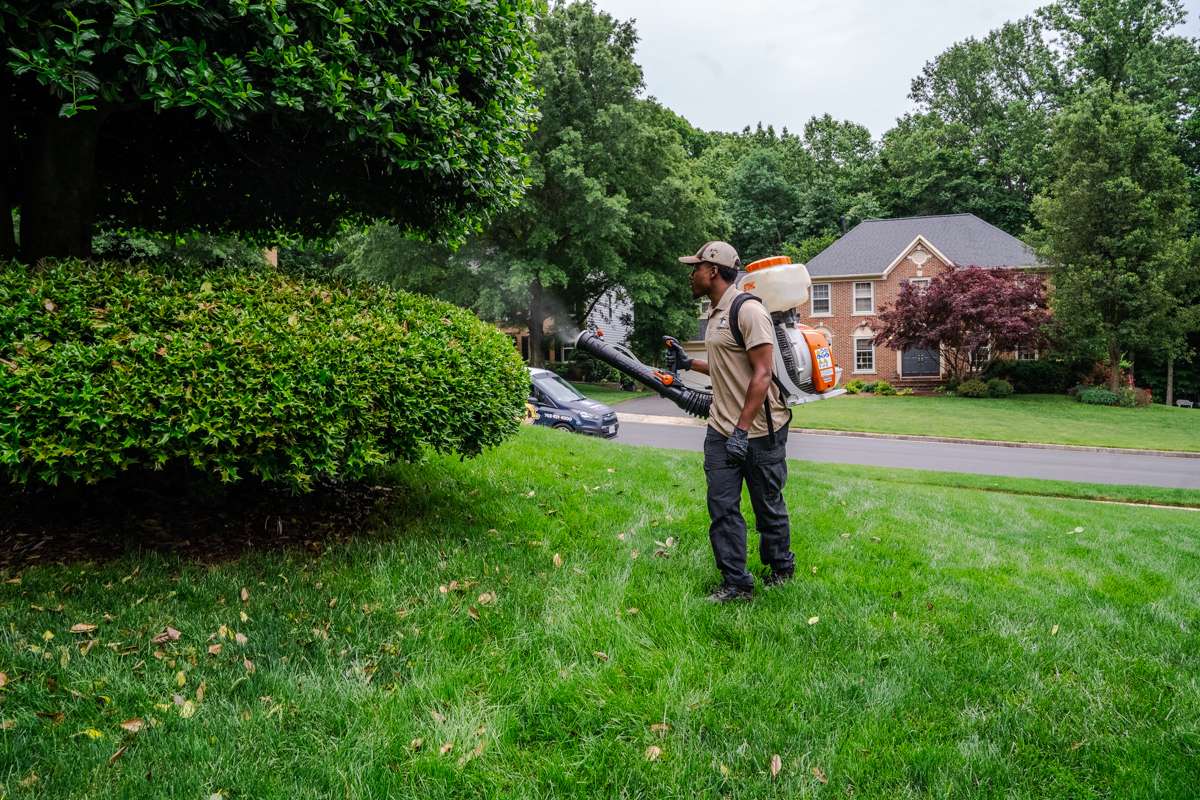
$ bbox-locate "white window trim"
[1015,345,1039,361]
[853,336,877,374]
[810,283,832,317]
[852,281,875,316]
[908,277,931,294]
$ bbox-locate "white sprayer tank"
[736,256,812,313]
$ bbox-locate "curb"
[616,413,1200,459]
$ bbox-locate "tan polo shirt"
[703,286,791,439]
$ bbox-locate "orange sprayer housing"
[798,324,837,393]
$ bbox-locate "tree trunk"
[1108,340,1121,393]
[20,112,101,262]
[1166,357,1174,407]
[528,278,545,367]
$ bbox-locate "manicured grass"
[3,427,1199,798]
[573,381,646,407]
[790,393,1200,452]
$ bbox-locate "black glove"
[664,336,692,372]
[725,427,750,466]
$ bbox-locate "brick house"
[681,214,1045,389]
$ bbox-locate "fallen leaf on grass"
[196,681,207,703]
[37,711,65,725]
[467,607,480,621]
[410,738,423,750]
[179,700,196,719]
[240,587,250,603]
[79,728,105,739]
[457,741,485,766]
[840,533,850,539]
[0,672,7,688]
[431,710,446,724]
[807,616,820,625]
[80,639,97,656]
[242,658,255,674]
[175,670,186,688]
[0,720,14,730]
[1051,624,1060,636]
[239,611,249,623]
[440,742,454,755]
[235,633,248,646]
[770,753,782,779]
[626,608,639,615]
[19,773,38,788]
[593,651,609,662]
[208,644,222,656]
[812,766,828,784]
[107,746,127,765]
[151,627,181,645]
[553,553,563,569]
[119,718,144,734]
[70,623,97,634]
[644,745,662,761]
[477,592,496,605]
[650,723,670,736]
[630,549,639,560]
[1073,526,1084,533]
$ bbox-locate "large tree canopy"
[1,0,541,261]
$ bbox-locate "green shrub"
[956,379,989,398]
[1115,387,1152,408]
[1078,387,1118,406]
[0,260,526,490]
[986,378,1014,398]
[873,380,896,396]
[844,378,867,395]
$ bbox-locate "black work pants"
[703,426,795,589]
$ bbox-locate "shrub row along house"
[685,213,1046,389]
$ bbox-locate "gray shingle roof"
[804,214,1042,278]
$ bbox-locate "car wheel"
[552,422,573,432]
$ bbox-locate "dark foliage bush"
[984,357,1081,394]
[956,379,990,398]
[1116,387,1152,408]
[0,260,526,490]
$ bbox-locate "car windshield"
[535,375,585,404]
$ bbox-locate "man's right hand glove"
[725,427,750,466]
[664,336,692,372]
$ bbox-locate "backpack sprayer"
[574,256,843,418]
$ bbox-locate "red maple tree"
[875,267,1051,381]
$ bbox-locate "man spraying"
[671,241,796,603]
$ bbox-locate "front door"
[901,347,939,377]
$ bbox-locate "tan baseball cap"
[678,241,741,270]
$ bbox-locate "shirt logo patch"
[717,317,728,329]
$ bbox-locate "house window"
[854,282,874,314]
[909,277,931,295]
[854,337,875,373]
[970,343,991,369]
[1016,345,1038,361]
[810,283,831,315]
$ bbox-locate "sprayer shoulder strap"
[728,292,791,445]
[727,292,761,351]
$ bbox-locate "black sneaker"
[763,570,794,588]
[707,583,753,603]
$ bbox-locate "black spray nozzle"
[574,330,711,418]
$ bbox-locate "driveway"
[608,397,1200,489]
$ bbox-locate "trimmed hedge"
[956,379,989,398]
[1078,387,1118,406]
[986,378,1014,398]
[0,260,526,490]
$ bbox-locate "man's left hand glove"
[725,427,749,466]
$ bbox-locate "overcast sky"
[591,0,1200,138]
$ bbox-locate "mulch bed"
[1,472,397,570]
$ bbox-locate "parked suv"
[528,368,619,438]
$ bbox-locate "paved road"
[603,397,1200,489]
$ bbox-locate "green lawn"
[790,393,1200,452]
[3,428,1199,798]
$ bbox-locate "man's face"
[689,262,715,298]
